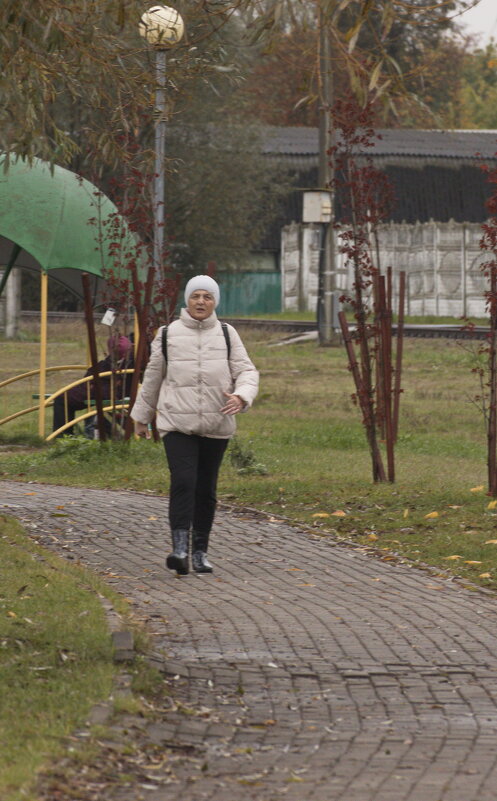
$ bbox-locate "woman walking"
[131,275,259,575]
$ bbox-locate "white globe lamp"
[139,5,184,47]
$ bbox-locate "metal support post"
[38,271,48,439]
[154,49,167,288]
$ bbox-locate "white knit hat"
[184,275,220,308]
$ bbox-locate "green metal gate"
[217,272,281,316]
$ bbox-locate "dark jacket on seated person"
[52,335,134,435]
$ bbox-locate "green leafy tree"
[239,0,476,127]
[164,122,288,270]
[0,0,247,172]
[1,1,286,282]
[1,0,149,168]
[458,43,497,129]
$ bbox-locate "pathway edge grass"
[0,514,124,801]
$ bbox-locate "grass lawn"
[1,317,497,595]
[2,315,497,796]
[0,515,121,801]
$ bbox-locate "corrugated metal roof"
[262,126,497,161]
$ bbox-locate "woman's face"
[187,290,216,321]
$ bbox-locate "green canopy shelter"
[0,156,144,436]
[0,155,140,300]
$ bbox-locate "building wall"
[281,220,489,318]
[280,223,321,312]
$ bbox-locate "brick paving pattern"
[3,479,497,800]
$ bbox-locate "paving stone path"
[3,479,497,801]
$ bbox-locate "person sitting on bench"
[52,334,133,437]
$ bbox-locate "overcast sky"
[458,0,497,45]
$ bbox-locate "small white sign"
[101,308,116,326]
[303,191,332,223]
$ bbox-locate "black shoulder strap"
[161,325,168,364]
[221,322,231,359]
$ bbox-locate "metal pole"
[154,48,167,289]
[318,6,336,345]
[38,271,48,439]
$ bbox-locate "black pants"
[53,395,85,436]
[163,432,229,534]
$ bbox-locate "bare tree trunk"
[339,311,386,481]
[124,265,155,442]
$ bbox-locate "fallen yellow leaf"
[331,510,346,517]
[312,512,330,518]
[485,539,497,545]
[464,560,482,565]
[488,501,497,510]
[470,485,485,492]
[403,508,409,518]
[444,555,462,560]
[368,533,379,541]
[425,511,439,519]
[148,516,157,520]
[7,611,17,617]
[479,573,492,578]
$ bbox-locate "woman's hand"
[221,392,245,415]
[135,421,151,439]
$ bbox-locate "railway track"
[225,318,490,340]
[20,310,490,340]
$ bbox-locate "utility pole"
[317,4,337,345]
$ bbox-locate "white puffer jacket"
[131,308,259,439]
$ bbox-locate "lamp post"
[139,5,184,287]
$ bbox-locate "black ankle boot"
[166,529,189,575]
[192,531,213,573]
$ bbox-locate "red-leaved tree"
[474,162,497,496]
[331,98,405,482]
[81,135,182,440]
